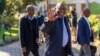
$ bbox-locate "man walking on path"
[77,8,91,56]
[19,5,44,56]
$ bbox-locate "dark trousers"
[61,44,74,56]
[61,47,68,56]
[61,44,70,56]
[23,47,39,56]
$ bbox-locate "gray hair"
[26,5,35,11]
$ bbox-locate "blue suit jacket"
[37,15,44,26]
[42,16,71,56]
[77,17,91,45]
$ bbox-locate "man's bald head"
[83,8,91,17]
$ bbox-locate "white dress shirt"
[28,16,34,20]
[62,18,69,47]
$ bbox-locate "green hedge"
[90,2,100,14]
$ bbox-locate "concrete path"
[0,41,100,56]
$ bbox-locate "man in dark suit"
[42,3,72,56]
[77,8,91,56]
[19,5,44,56]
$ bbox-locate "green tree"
[5,0,43,15]
[5,0,23,15]
[0,0,6,14]
[59,0,66,3]
[90,2,100,14]
[22,0,43,7]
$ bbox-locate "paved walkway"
[0,41,22,56]
[0,41,45,56]
[0,41,100,56]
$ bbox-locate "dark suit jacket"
[19,15,44,50]
[37,15,44,26]
[77,17,91,45]
[42,16,71,56]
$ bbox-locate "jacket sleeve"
[38,15,44,26]
[84,22,91,44]
[19,18,26,47]
[77,20,87,45]
[35,19,39,39]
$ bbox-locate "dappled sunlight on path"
[0,51,10,56]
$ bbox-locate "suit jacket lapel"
[64,17,71,40]
[58,17,63,30]
[57,17,63,44]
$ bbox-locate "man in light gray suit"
[42,3,73,56]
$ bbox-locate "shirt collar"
[28,15,34,20]
[83,16,89,23]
